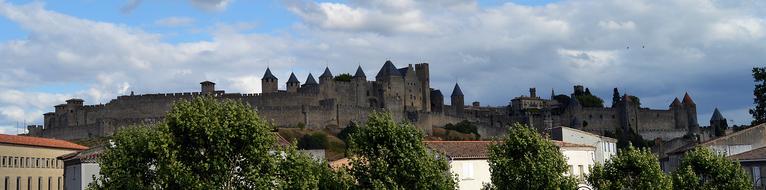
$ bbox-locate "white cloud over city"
[0,0,765,133]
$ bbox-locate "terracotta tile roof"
[424,141,495,160]
[551,140,596,148]
[729,146,766,161]
[0,134,88,150]
[59,146,104,163]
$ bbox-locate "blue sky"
[0,0,764,134]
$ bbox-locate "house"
[58,146,104,190]
[552,140,596,185]
[550,126,617,164]
[662,123,766,172]
[424,140,595,189]
[728,146,766,188]
[424,141,494,190]
[0,134,88,190]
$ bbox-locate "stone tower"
[376,60,405,112]
[451,83,464,117]
[710,108,728,137]
[287,72,300,93]
[319,67,334,98]
[261,67,278,93]
[670,97,687,130]
[618,94,639,132]
[415,63,431,112]
[682,92,699,134]
[201,81,215,94]
[354,66,368,107]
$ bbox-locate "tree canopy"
[751,67,766,125]
[671,147,751,190]
[334,73,353,82]
[92,96,342,189]
[444,120,480,139]
[587,146,672,190]
[347,112,457,190]
[575,94,605,108]
[485,123,577,189]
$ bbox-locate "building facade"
[0,134,87,190]
[550,126,617,165]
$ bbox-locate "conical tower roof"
[320,67,333,78]
[287,72,300,83]
[682,92,695,105]
[354,65,366,78]
[670,97,682,107]
[305,73,318,85]
[376,60,401,78]
[711,108,725,121]
[262,67,277,80]
[451,83,464,97]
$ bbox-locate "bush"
[298,132,328,150]
[444,120,480,138]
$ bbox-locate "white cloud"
[155,17,196,27]
[0,0,765,130]
[189,0,231,12]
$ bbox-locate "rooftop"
[728,146,766,162]
[424,141,495,160]
[0,134,88,150]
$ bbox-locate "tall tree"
[92,96,341,189]
[751,67,766,125]
[485,123,577,189]
[671,147,751,190]
[587,146,672,190]
[612,88,620,107]
[347,112,457,190]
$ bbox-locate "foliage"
[486,123,578,190]
[347,112,457,190]
[671,147,751,190]
[334,73,353,82]
[587,146,672,190]
[337,121,360,143]
[297,132,328,149]
[615,126,651,149]
[92,96,342,189]
[612,88,620,107]
[751,67,766,125]
[575,94,605,108]
[444,120,480,139]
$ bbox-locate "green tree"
[575,94,604,108]
[444,120,480,139]
[297,132,329,149]
[671,147,751,190]
[486,123,577,190]
[337,121,360,143]
[347,112,457,190]
[587,146,671,190]
[334,73,353,82]
[92,96,340,189]
[612,88,620,107]
[751,67,766,125]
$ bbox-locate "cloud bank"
[1,0,765,134]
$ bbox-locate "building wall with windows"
[0,134,87,190]
[448,159,491,190]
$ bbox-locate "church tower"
[451,83,464,117]
[261,68,278,93]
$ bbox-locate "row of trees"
[92,96,752,189]
[92,97,454,189]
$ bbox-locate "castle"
[27,61,707,142]
[27,61,472,140]
[500,85,701,140]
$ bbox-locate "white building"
[550,126,617,164]
[424,141,493,190]
[425,140,596,189]
[552,140,596,185]
[58,146,103,190]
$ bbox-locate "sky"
[0,0,765,134]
